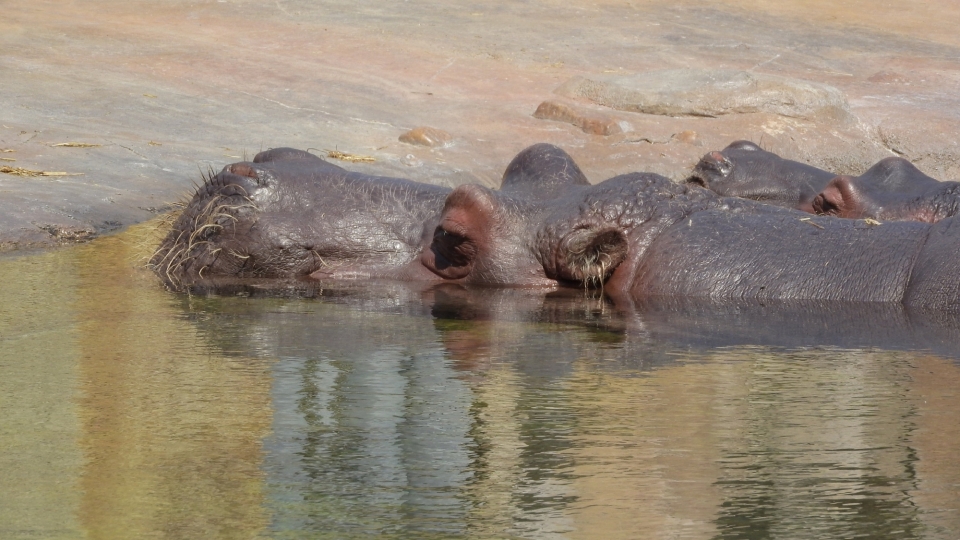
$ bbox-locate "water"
[2,225,959,539]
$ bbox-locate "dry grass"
[326,149,376,163]
[0,158,14,162]
[131,202,186,265]
[0,166,83,177]
[51,142,102,148]
[799,217,825,229]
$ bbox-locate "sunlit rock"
[555,69,850,120]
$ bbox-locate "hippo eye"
[432,227,478,268]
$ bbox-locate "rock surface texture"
[3,0,960,250]
[554,70,850,119]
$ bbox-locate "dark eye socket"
[432,227,477,267]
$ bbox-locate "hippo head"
[686,140,835,212]
[150,148,447,289]
[686,140,763,193]
[150,159,289,288]
[420,169,707,296]
[419,143,609,287]
[417,145,702,291]
[419,182,627,288]
[152,143,712,295]
[812,157,956,223]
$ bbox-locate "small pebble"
[672,130,700,146]
[399,126,452,147]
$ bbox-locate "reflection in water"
[70,233,272,538]
[709,351,921,540]
[0,249,84,539]
[1,226,960,539]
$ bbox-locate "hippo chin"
[152,144,960,312]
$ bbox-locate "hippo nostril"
[432,227,476,268]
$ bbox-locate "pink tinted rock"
[672,130,700,146]
[399,127,453,147]
[533,100,622,136]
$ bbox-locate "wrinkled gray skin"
[152,144,960,312]
[687,140,837,212]
[689,142,960,224]
[151,147,449,285]
[812,157,960,223]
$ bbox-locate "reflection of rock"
[555,69,849,119]
[399,126,452,147]
[532,100,623,136]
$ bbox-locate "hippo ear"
[421,185,496,280]
[554,227,628,286]
[813,176,863,218]
[500,143,590,196]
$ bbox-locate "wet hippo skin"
[152,144,960,311]
[812,157,960,223]
[689,142,960,224]
[686,140,837,213]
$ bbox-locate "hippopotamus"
[812,157,960,223]
[151,144,960,311]
[686,140,836,213]
[689,142,960,224]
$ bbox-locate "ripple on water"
[1,225,959,539]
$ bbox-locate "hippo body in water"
[152,144,960,311]
[812,157,960,223]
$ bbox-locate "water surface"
[2,226,959,539]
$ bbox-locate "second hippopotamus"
[151,144,960,311]
[812,157,960,223]
[689,140,960,223]
[686,140,836,213]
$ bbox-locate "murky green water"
[2,225,960,539]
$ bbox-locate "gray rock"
[555,69,850,119]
